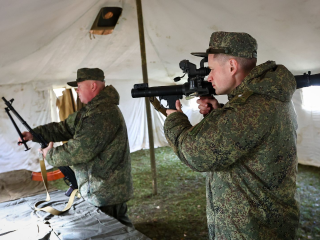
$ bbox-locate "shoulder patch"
[229,91,254,105]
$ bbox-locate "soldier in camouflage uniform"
[20,68,134,228]
[165,32,299,239]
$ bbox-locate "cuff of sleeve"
[164,112,191,140]
[31,127,41,143]
[45,148,55,166]
[164,112,187,127]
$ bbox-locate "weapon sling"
[2,97,79,215]
[34,153,79,215]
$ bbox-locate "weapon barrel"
[132,85,184,98]
[2,97,48,148]
[2,97,33,131]
[295,73,320,89]
[4,107,30,151]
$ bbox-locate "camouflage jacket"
[33,86,133,207]
[164,61,300,240]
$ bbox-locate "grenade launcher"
[131,56,320,114]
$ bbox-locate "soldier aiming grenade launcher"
[132,56,214,113]
[131,54,320,116]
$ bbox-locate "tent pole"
[135,0,158,195]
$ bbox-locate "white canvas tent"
[1,0,320,174]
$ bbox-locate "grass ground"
[50,147,320,240]
[296,164,320,239]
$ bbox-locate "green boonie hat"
[67,68,105,87]
[192,31,257,59]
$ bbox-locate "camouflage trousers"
[99,202,134,228]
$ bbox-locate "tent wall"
[293,90,320,167]
[2,83,319,174]
[0,83,56,173]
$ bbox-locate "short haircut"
[213,53,257,74]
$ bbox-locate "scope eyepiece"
[178,59,210,78]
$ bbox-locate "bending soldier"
[20,68,134,228]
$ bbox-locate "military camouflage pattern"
[33,85,133,207]
[164,61,299,239]
[205,31,257,58]
[67,68,105,87]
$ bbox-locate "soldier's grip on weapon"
[18,131,53,158]
[162,95,185,110]
[39,141,77,197]
[19,132,77,196]
[41,142,54,159]
[166,96,220,117]
[196,96,220,116]
[18,131,34,145]
[166,100,183,116]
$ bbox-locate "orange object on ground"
[32,170,65,181]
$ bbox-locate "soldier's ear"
[91,81,97,91]
[229,58,238,75]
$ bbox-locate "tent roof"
[0,0,319,88]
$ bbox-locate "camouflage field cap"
[192,31,257,59]
[67,68,105,87]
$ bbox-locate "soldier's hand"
[166,100,183,116]
[197,96,220,116]
[18,131,33,145]
[41,142,54,159]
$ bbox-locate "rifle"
[131,57,320,115]
[2,97,78,195]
